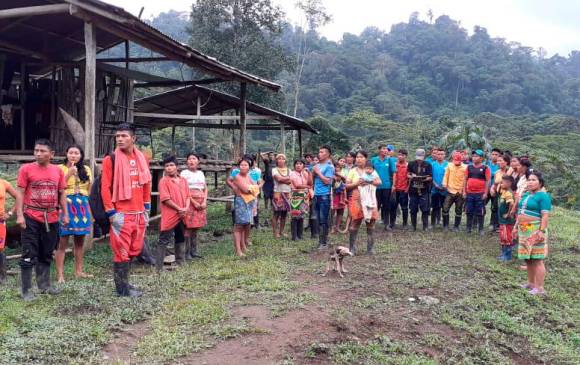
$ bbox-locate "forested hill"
[281,15,580,120]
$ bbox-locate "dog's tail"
[338,215,351,234]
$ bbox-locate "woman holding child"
[345,151,381,255]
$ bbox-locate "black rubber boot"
[430,210,437,227]
[36,263,60,295]
[478,216,485,236]
[366,227,375,255]
[297,219,304,240]
[174,241,185,265]
[190,234,202,258]
[310,218,319,239]
[291,219,298,241]
[348,230,358,255]
[402,210,408,227]
[114,262,142,297]
[442,215,450,231]
[318,225,329,249]
[453,216,462,232]
[21,266,35,301]
[155,244,166,273]
[184,237,193,261]
[466,215,474,234]
[411,214,418,231]
[422,213,429,231]
[0,252,7,284]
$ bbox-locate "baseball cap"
[472,149,484,157]
[452,151,462,162]
[415,149,426,160]
[387,144,395,152]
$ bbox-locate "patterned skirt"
[234,196,255,226]
[60,194,91,236]
[517,220,547,260]
[290,191,309,219]
[499,224,514,246]
[272,191,290,212]
[185,189,207,229]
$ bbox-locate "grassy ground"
[0,203,578,364]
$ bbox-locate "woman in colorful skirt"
[331,163,347,233]
[345,150,381,255]
[272,154,292,238]
[289,159,311,241]
[513,171,552,296]
[180,153,207,260]
[55,145,93,283]
[229,157,259,257]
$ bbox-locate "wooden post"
[280,122,286,155]
[84,22,96,172]
[298,129,303,158]
[193,95,200,151]
[19,63,26,151]
[238,82,247,155]
[171,126,176,154]
[84,21,96,250]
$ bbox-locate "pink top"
[290,170,309,190]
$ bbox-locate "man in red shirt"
[390,149,409,229]
[156,156,189,272]
[463,149,490,235]
[101,123,151,297]
[17,139,68,301]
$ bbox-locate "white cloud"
[104,0,579,56]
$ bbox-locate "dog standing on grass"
[322,246,353,278]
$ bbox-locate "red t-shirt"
[159,175,189,231]
[17,163,65,223]
[465,164,491,194]
[394,162,409,192]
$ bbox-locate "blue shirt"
[313,161,334,196]
[430,160,448,195]
[486,161,500,186]
[230,168,261,184]
[371,155,397,189]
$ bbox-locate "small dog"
[322,246,353,278]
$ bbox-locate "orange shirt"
[159,175,189,231]
[0,179,12,218]
[394,162,409,192]
[101,151,151,214]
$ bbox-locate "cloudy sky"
[106,0,579,56]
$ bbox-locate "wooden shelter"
[0,0,282,172]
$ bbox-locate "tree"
[439,120,491,153]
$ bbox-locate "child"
[0,178,24,284]
[331,164,347,233]
[156,156,190,271]
[498,175,516,261]
[360,161,378,223]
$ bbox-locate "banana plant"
[439,120,492,153]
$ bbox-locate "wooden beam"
[133,112,273,120]
[134,78,224,88]
[280,123,286,155]
[298,129,303,158]
[239,83,247,155]
[19,64,26,151]
[0,4,70,19]
[84,22,97,174]
[97,57,171,63]
[19,23,87,47]
[0,40,51,60]
[171,126,176,154]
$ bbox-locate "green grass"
[0,203,578,364]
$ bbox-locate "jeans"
[376,188,392,225]
[409,192,430,214]
[390,191,409,226]
[465,193,485,217]
[314,195,331,245]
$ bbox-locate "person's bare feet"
[519,265,527,271]
[74,272,93,279]
[56,276,65,284]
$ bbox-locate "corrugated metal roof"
[134,85,317,134]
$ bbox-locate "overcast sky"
[106,0,579,56]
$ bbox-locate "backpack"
[89,154,115,232]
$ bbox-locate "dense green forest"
[127,2,579,208]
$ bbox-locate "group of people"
[0,123,553,300]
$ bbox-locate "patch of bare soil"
[101,321,151,364]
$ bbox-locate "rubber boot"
[318,225,329,249]
[442,215,450,231]
[466,215,474,234]
[430,210,437,228]
[21,266,35,301]
[453,216,462,232]
[297,219,304,240]
[155,244,166,273]
[497,246,506,261]
[114,262,142,297]
[174,241,185,265]
[36,263,60,295]
[478,216,485,236]
[184,236,193,261]
[310,218,319,239]
[422,213,429,231]
[366,227,375,255]
[402,210,408,228]
[505,245,513,261]
[0,252,7,284]
[190,234,202,258]
[411,214,417,231]
[348,230,358,255]
[291,219,298,241]
[436,210,441,226]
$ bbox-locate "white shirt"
[272,167,292,193]
[180,169,206,190]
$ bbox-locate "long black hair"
[65,144,90,183]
